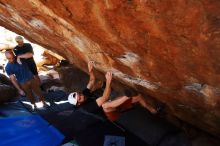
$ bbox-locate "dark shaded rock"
[39,75,63,92]
[117,106,191,146]
[0,84,17,103]
[0,73,17,103]
[57,65,89,92]
[0,73,13,86]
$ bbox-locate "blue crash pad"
[0,115,64,146]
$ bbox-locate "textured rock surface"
[0,0,220,137]
[0,73,17,103]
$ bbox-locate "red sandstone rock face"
[0,0,220,137]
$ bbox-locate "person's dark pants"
[28,62,41,85]
[21,77,45,105]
